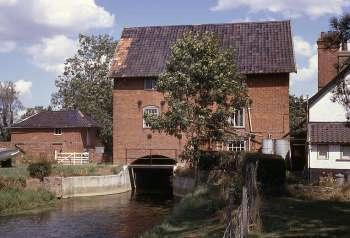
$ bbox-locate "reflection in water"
[0,192,173,238]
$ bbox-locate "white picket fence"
[55,151,90,165]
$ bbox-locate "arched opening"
[129,156,176,196]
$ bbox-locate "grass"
[141,185,226,238]
[0,188,56,216]
[259,196,350,238]
[0,165,29,179]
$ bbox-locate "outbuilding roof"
[309,122,350,143]
[109,20,296,78]
[11,110,100,129]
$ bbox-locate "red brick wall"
[113,74,290,164]
[11,128,97,160]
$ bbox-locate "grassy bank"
[142,185,226,238]
[260,196,350,237]
[0,188,56,216]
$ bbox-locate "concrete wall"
[173,176,195,197]
[45,168,131,198]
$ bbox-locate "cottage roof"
[11,110,100,129]
[109,20,296,78]
[309,122,350,143]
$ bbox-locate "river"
[0,192,174,238]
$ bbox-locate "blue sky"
[1,0,350,108]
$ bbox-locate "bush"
[245,153,286,194]
[198,151,237,170]
[27,162,52,180]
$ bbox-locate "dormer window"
[54,128,62,135]
[144,79,156,90]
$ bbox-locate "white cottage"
[307,66,350,181]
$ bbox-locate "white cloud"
[26,35,78,74]
[15,79,32,96]
[292,54,318,82]
[0,0,16,6]
[293,36,314,58]
[0,40,15,53]
[32,0,114,31]
[0,0,115,42]
[211,0,350,18]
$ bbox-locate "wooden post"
[241,186,248,238]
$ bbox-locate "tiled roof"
[109,21,296,78]
[11,110,100,129]
[309,123,350,143]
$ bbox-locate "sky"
[1,0,350,108]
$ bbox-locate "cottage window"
[341,145,350,160]
[229,108,244,128]
[54,128,62,135]
[317,145,329,160]
[144,79,156,90]
[143,106,159,128]
[227,140,246,152]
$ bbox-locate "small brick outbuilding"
[10,110,100,161]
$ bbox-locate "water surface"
[0,192,173,238]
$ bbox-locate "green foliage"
[245,153,286,193]
[0,81,23,141]
[145,32,249,162]
[0,188,56,215]
[51,34,118,150]
[198,151,237,170]
[289,94,307,136]
[0,176,26,191]
[27,162,52,180]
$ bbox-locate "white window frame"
[144,78,156,90]
[143,106,159,128]
[340,145,350,160]
[54,128,62,135]
[229,108,245,128]
[226,140,246,152]
[317,144,329,160]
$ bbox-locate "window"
[227,140,245,152]
[143,106,159,128]
[144,79,156,90]
[341,145,350,160]
[54,128,62,135]
[229,108,244,128]
[317,145,329,160]
[216,142,224,151]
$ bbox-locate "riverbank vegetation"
[142,185,226,238]
[0,176,56,216]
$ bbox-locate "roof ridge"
[123,20,291,30]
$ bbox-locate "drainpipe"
[306,95,311,182]
[247,106,253,151]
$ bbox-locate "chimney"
[317,32,350,90]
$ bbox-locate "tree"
[51,34,118,150]
[323,14,350,115]
[145,32,249,163]
[0,81,23,141]
[289,94,307,136]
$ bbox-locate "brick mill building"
[109,21,296,165]
[10,110,100,160]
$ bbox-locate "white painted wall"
[309,89,347,122]
[309,144,350,169]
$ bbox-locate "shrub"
[245,153,286,194]
[27,162,52,180]
[198,151,237,170]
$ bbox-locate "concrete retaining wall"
[173,176,195,197]
[44,168,131,198]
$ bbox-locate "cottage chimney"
[317,32,350,90]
